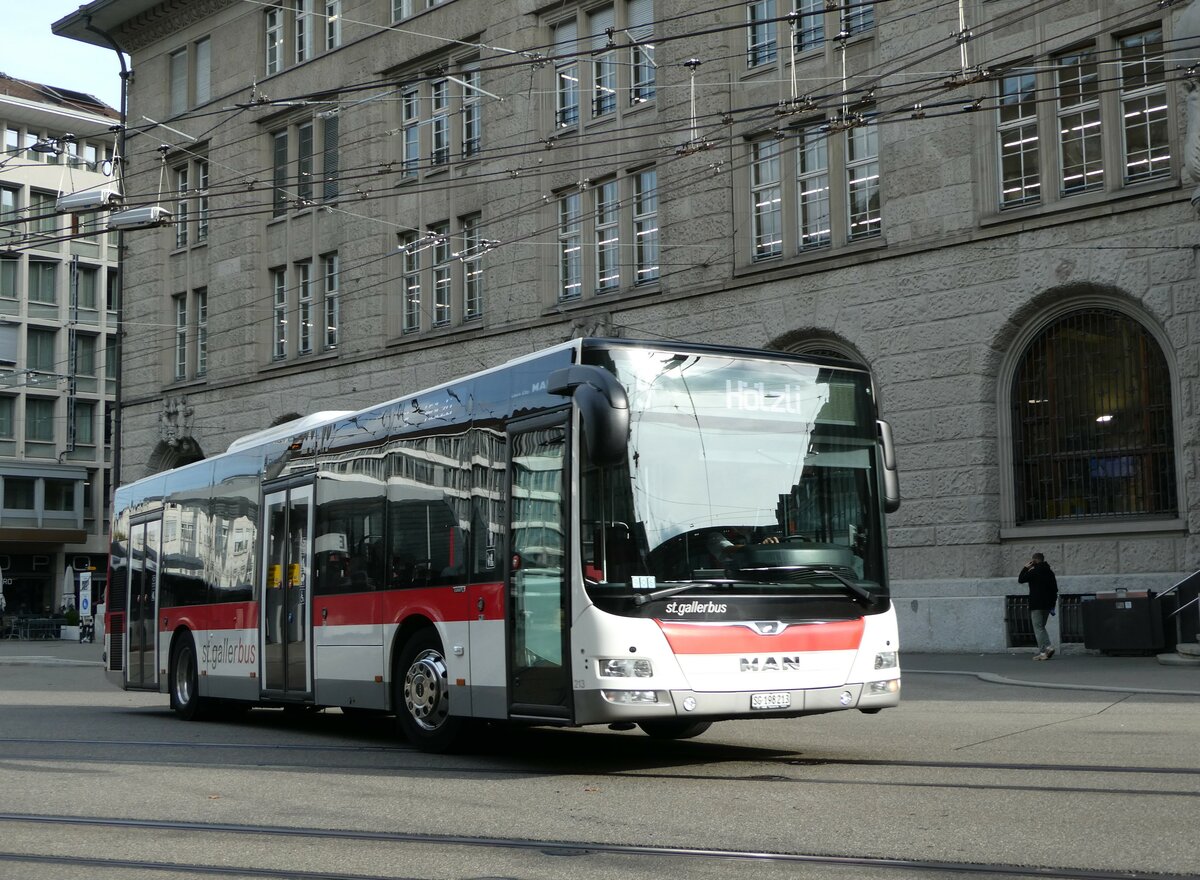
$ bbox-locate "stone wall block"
[936,523,999,545]
[1117,538,1180,573]
[888,526,938,547]
[1061,540,1120,575]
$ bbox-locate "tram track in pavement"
[1,733,1198,780]
[0,812,1195,880]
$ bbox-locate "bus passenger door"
[506,415,572,721]
[261,483,314,698]
[126,517,161,689]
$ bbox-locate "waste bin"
[1081,590,1169,655]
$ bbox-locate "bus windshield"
[582,348,887,605]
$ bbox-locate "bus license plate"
[751,692,791,710]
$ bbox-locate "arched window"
[788,338,865,365]
[1011,308,1176,523]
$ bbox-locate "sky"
[4,3,125,109]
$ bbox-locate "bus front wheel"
[637,719,712,740]
[394,629,465,752]
[170,632,210,721]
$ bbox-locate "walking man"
[1019,552,1059,660]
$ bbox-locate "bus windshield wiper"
[792,567,873,607]
[729,562,873,607]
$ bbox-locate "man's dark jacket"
[1018,562,1059,611]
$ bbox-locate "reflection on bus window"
[387,493,465,588]
[314,476,385,594]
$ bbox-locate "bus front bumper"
[573,677,900,725]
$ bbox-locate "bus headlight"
[601,690,660,704]
[599,658,653,678]
[874,651,898,670]
[867,679,900,695]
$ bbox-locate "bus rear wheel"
[170,632,210,721]
[637,719,712,740]
[394,629,465,752]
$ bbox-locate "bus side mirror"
[877,419,901,513]
[548,365,630,465]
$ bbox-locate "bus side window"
[315,481,385,595]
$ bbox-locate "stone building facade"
[56,0,1200,650]
[0,75,120,615]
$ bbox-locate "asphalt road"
[0,660,1196,880]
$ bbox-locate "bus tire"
[637,719,712,740]
[170,632,209,721]
[394,628,464,752]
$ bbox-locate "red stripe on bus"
[159,601,259,633]
[154,583,509,634]
[656,618,865,654]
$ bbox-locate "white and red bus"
[104,338,902,750]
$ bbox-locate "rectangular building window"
[595,179,619,291]
[77,265,99,310]
[76,400,95,446]
[795,0,824,52]
[169,47,188,115]
[266,5,283,76]
[4,476,35,507]
[31,191,57,236]
[842,2,874,36]
[175,165,190,248]
[431,223,451,326]
[1119,29,1169,184]
[174,294,188,379]
[747,1,777,68]
[461,215,482,320]
[461,68,481,157]
[323,252,340,348]
[401,89,420,177]
[0,257,16,298]
[0,397,12,438]
[998,72,1040,207]
[272,130,289,215]
[1,186,18,238]
[294,0,313,64]
[27,327,57,375]
[272,268,287,358]
[77,334,97,377]
[326,0,342,49]
[846,121,880,240]
[558,192,583,299]
[196,289,208,375]
[633,168,659,284]
[29,261,56,304]
[297,121,314,202]
[105,335,117,381]
[1056,46,1103,194]
[401,232,421,333]
[751,139,783,259]
[195,37,212,105]
[628,0,655,104]
[297,261,313,353]
[431,80,450,166]
[26,398,55,443]
[197,159,210,241]
[590,6,616,118]
[797,126,831,249]
[555,20,580,127]
[323,114,339,201]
